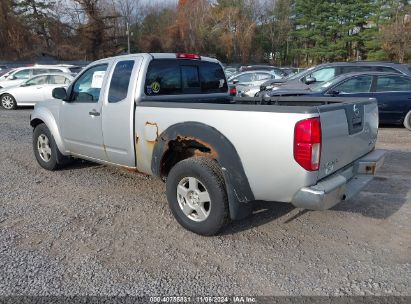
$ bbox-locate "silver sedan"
[0,73,74,110]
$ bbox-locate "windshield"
[311,80,334,92]
[286,66,314,80]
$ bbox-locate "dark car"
[280,67,304,76]
[265,72,411,130]
[258,61,411,93]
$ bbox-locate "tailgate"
[318,98,379,180]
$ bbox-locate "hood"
[0,79,26,88]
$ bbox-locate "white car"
[0,73,74,110]
[0,65,79,89]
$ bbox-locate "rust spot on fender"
[145,121,159,143]
[159,135,219,177]
[175,135,219,159]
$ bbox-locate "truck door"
[101,56,143,167]
[59,64,109,161]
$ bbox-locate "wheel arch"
[151,122,254,220]
[30,110,66,155]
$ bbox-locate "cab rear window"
[145,59,227,96]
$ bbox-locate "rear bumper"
[291,149,386,210]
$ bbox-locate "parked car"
[0,65,8,71]
[224,67,238,78]
[0,65,80,89]
[0,68,13,77]
[238,85,262,97]
[228,70,282,96]
[257,61,411,94]
[265,72,411,130]
[239,65,288,78]
[30,53,385,235]
[0,73,74,110]
[280,67,303,76]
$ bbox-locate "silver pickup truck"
[30,53,385,235]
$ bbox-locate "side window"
[33,69,50,75]
[237,73,253,82]
[69,67,83,74]
[145,60,181,95]
[108,60,135,103]
[47,69,63,73]
[12,69,31,79]
[341,66,375,73]
[375,67,399,73]
[26,76,48,86]
[199,62,227,93]
[255,73,272,81]
[49,75,68,84]
[376,76,411,92]
[310,67,336,82]
[71,64,108,103]
[332,75,373,93]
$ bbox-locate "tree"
[380,6,411,62]
[14,0,55,50]
[260,0,294,65]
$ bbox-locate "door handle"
[89,110,100,116]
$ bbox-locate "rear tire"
[1,94,17,110]
[166,157,229,236]
[404,111,411,131]
[33,123,68,170]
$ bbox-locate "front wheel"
[166,157,229,236]
[404,111,411,131]
[33,123,67,171]
[1,94,17,110]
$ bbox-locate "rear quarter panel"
[135,105,318,203]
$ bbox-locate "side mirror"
[328,90,340,96]
[232,80,239,85]
[305,77,316,85]
[8,75,16,80]
[52,87,67,100]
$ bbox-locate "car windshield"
[310,78,337,92]
[286,66,314,80]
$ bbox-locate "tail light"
[294,118,321,171]
[176,53,201,60]
[229,86,237,96]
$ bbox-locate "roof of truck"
[92,53,221,65]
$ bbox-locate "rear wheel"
[1,94,17,110]
[166,157,229,236]
[404,111,411,131]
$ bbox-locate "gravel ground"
[0,108,410,296]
